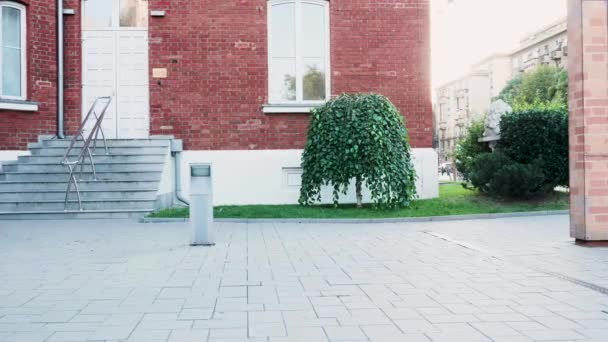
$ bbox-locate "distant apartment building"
[435,18,567,161]
[511,19,568,74]
[435,54,511,161]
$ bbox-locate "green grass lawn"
[148,183,569,219]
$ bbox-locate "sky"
[431,0,567,91]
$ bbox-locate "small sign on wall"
[152,68,168,79]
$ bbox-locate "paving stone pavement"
[1,215,608,342]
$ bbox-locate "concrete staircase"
[0,136,172,219]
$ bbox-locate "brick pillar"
[568,0,608,241]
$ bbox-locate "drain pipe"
[171,140,189,206]
[56,0,65,139]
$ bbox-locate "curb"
[140,210,569,224]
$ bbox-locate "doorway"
[81,0,149,139]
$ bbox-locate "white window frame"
[0,1,26,101]
[266,0,330,107]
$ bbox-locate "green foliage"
[497,66,568,109]
[498,107,569,187]
[465,106,569,199]
[454,120,491,182]
[299,93,417,208]
[495,76,522,105]
[549,68,568,106]
[469,152,548,198]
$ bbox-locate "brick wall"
[0,0,58,150]
[568,0,608,240]
[1,0,432,151]
[63,0,82,137]
[147,0,432,150]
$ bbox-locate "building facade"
[435,18,568,160]
[435,70,490,161]
[435,54,511,161]
[0,0,438,207]
[511,19,568,75]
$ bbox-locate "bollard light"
[190,164,215,246]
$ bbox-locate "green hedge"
[469,152,548,198]
[460,106,568,199]
[498,106,569,187]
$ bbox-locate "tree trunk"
[356,176,363,208]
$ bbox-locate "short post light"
[190,164,215,246]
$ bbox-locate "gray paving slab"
[1,215,608,342]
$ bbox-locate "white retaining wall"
[177,148,438,206]
[0,151,29,172]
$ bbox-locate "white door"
[81,0,149,139]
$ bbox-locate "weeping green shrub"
[299,94,417,208]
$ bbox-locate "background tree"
[496,66,568,108]
[299,94,417,208]
[453,120,492,183]
[495,76,522,106]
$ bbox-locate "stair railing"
[61,97,112,211]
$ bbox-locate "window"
[267,0,330,105]
[119,0,148,28]
[456,97,464,111]
[83,0,148,29]
[439,103,447,122]
[0,2,25,100]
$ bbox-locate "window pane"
[303,58,325,101]
[2,7,22,97]
[2,7,20,48]
[270,3,296,58]
[120,0,148,28]
[301,2,327,101]
[2,47,21,97]
[83,0,113,29]
[301,3,325,58]
[270,58,296,102]
[269,2,296,102]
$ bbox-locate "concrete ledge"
[141,210,569,224]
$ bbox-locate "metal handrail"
[61,97,112,211]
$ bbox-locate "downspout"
[170,140,189,206]
[56,0,65,139]
[174,150,190,206]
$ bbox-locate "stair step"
[0,189,157,201]
[0,180,159,191]
[18,154,167,164]
[37,139,171,148]
[0,199,156,211]
[4,163,164,173]
[0,171,162,182]
[29,146,169,156]
[0,209,150,220]
[0,136,172,220]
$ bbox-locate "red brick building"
[0,0,437,205]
